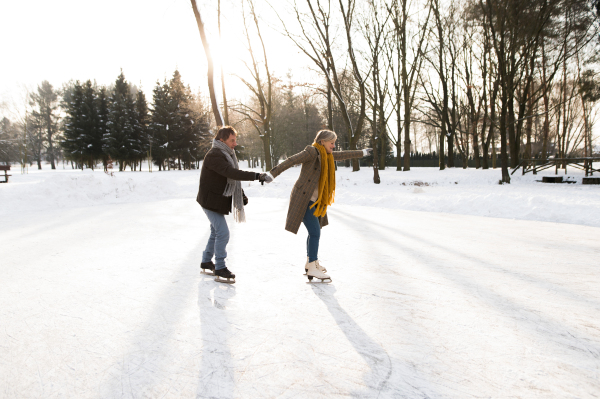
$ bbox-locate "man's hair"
[215,126,237,141]
[314,129,337,144]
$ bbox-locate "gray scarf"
[212,139,245,223]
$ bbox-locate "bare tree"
[190,0,224,127]
[218,0,230,126]
[230,0,275,170]
[387,0,430,171]
[276,0,368,171]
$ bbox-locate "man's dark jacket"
[197,147,257,215]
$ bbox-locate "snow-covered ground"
[1,163,599,398]
[2,162,599,227]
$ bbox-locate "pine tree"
[148,71,212,171]
[188,107,211,169]
[168,70,211,169]
[132,89,149,171]
[80,80,103,169]
[104,71,135,171]
[61,81,86,169]
[149,81,172,171]
[169,70,193,170]
[96,87,110,170]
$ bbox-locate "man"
[197,126,272,283]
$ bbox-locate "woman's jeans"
[302,201,321,263]
[201,207,230,270]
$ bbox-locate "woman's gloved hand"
[258,173,274,185]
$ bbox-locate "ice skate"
[214,267,236,284]
[200,261,215,275]
[305,261,331,283]
[304,257,327,274]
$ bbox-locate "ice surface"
[1,164,599,398]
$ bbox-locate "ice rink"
[2,194,599,398]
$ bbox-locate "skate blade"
[215,277,236,284]
[200,269,215,275]
[305,274,331,283]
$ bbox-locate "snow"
[1,163,599,398]
[3,163,600,227]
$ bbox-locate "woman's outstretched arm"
[269,146,315,178]
[332,149,369,161]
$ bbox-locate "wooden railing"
[511,158,600,176]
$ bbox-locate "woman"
[269,130,371,282]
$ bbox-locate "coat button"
[303,192,305,194]
[308,179,310,182]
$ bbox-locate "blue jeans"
[302,201,321,263]
[202,207,230,270]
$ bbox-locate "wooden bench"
[0,165,11,183]
[582,177,600,185]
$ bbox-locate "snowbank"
[2,163,599,227]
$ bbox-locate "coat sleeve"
[269,147,315,178]
[205,151,257,181]
[332,149,365,161]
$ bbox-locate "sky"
[0,0,312,118]
[1,0,598,143]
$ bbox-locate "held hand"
[258,173,274,185]
[363,148,373,156]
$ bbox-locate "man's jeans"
[202,207,230,270]
[302,201,321,263]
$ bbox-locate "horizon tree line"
[2,0,600,182]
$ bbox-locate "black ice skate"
[200,261,215,275]
[214,267,236,284]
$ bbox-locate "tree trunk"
[261,135,272,171]
[447,132,454,168]
[190,0,224,127]
[402,0,411,172]
[439,129,446,170]
[524,83,534,161]
[372,135,381,184]
[500,86,511,183]
[541,39,550,161]
[396,96,402,171]
[507,82,518,168]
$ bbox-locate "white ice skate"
[305,261,332,283]
[305,257,327,274]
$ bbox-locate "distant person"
[197,126,272,283]
[268,130,371,282]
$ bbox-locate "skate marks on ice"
[331,206,600,397]
[98,241,208,398]
[309,284,394,397]
[196,277,237,398]
[0,201,212,398]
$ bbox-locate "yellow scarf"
[310,142,335,217]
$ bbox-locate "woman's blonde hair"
[314,129,337,145]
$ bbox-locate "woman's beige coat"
[269,145,364,234]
